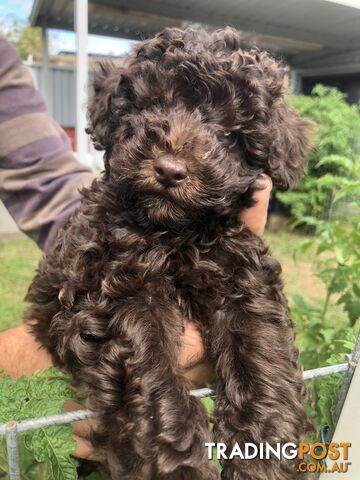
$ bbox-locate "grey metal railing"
[0,361,352,480]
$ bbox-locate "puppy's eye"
[219,130,238,148]
[162,121,170,134]
[80,332,104,342]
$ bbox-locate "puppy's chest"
[112,238,243,317]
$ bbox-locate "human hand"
[237,173,273,236]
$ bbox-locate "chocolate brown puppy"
[25,27,312,479]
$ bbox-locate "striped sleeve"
[0,34,96,252]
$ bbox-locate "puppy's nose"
[154,157,188,188]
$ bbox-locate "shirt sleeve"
[0,34,96,252]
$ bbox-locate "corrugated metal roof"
[30,0,360,70]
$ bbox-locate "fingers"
[71,435,103,461]
[183,361,216,389]
[71,434,99,460]
[62,401,102,461]
[179,320,205,369]
[238,174,272,236]
[179,321,215,388]
[63,400,92,437]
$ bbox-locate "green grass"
[0,230,347,332]
[0,237,41,331]
[265,229,323,300]
[265,229,347,329]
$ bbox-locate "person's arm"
[0,34,95,251]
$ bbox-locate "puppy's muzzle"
[154,156,188,188]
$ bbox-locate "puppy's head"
[86,27,311,227]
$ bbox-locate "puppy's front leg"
[90,297,218,480]
[208,255,309,480]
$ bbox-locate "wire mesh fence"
[0,360,352,480]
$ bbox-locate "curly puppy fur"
[25,27,313,479]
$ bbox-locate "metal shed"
[29,0,360,162]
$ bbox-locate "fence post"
[5,421,21,480]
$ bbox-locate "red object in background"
[63,127,76,151]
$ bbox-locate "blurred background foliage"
[279,85,360,224]
[276,84,360,429]
[1,19,43,61]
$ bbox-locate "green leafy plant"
[290,172,360,429]
[294,174,359,323]
[1,19,43,61]
[0,369,220,479]
[0,368,81,480]
[278,85,360,223]
[306,330,357,432]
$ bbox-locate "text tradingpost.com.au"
[205,442,352,474]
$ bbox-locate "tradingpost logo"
[205,441,352,473]
[298,442,351,474]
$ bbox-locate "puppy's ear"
[86,61,124,153]
[266,101,313,190]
